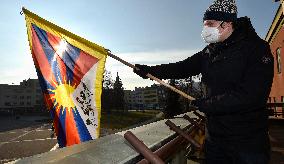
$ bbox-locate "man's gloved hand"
[134,64,151,79]
[190,99,203,111]
[190,99,198,107]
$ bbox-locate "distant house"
[0,79,45,114]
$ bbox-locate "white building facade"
[124,84,166,110]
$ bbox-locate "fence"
[267,103,284,118]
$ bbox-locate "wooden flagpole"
[106,51,195,101]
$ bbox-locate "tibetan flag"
[23,8,107,147]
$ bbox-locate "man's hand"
[133,64,151,79]
[190,99,199,108]
[190,99,204,112]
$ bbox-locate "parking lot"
[0,115,115,163]
[0,116,56,163]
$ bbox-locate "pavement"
[269,119,284,164]
[0,115,117,164]
[0,116,56,163]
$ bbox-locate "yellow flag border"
[23,7,107,138]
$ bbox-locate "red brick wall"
[269,26,284,117]
[269,26,284,101]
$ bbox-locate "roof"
[265,4,283,43]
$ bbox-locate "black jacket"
[147,17,274,150]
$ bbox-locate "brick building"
[266,0,284,117]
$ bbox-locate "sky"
[0,0,280,90]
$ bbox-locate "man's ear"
[227,22,234,29]
[221,22,228,28]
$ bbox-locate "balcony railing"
[267,103,284,118]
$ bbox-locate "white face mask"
[201,22,224,43]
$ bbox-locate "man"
[133,0,274,163]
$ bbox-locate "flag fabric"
[23,8,107,147]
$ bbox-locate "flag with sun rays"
[23,8,107,147]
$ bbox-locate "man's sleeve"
[198,42,274,115]
[147,50,203,79]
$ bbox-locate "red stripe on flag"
[43,93,54,110]
[46,32,68,83]
[72,51,99,86]
[53,107,60,138]
[31,27,57,88]
[46,32,61,50]
[65,109,81,146]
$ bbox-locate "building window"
[281,96,284,115]
[273,97,277,117]
[26,89,32,93]
[276,48,282,74]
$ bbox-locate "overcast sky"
[0,0,279,90]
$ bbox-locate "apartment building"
[0,79,45,113]
[124,84,166,110]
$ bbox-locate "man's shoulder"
[243,37,273,65]
[246,35,269,49]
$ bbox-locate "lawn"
[100,110,161,130]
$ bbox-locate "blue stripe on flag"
[57,106,67,147]
[61,42,81,84]
[72,108,92,141]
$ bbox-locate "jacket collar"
[206,16,259,56]
[224,16,259,45]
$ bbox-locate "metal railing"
[267,103,284,118]
[123,111,205,164]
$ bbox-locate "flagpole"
[106,51,196,101]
